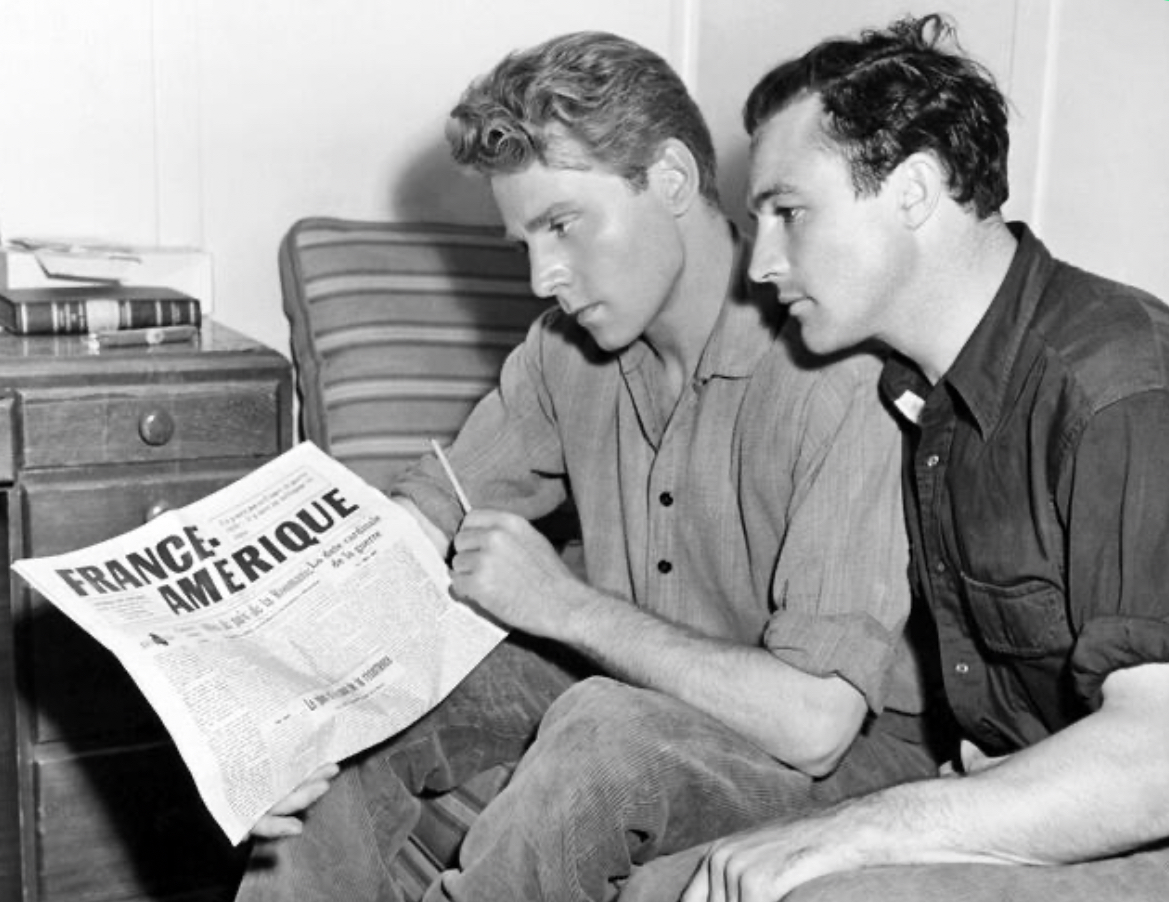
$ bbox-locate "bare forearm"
[867,673,1169,868]
[449,509,867,773]
[687,663,1169,901]
[553,582,865,774]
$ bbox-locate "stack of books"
[0,238,205,343]
[0,284,202,336]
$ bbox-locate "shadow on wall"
[390,136,501,226]
[718,138,752,234]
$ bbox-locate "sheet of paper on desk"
[1,237,216,312]
[7,237,142,281]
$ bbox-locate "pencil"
[429,439,473,513]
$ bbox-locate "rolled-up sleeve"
[762,356,912,713]
[1073,616,1169,708]
[1067,390,1169,709]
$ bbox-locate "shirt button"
[955,662,970,675]
[926,454,940,468]
[657,560,673,574]
[659,491,674,507]
[934,560,947,574]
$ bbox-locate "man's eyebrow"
[503,208,551,244]
[747,183,795,214]
[521,202,575,238]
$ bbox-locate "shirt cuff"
[1072,615,1169,710]
[390,457,467,542]
[763,611,902,713]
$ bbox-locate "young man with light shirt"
[238,31,926,901]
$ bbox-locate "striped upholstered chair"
[278,217,575,893]
[279,217,551,491]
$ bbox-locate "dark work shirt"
[880,223,1169,755]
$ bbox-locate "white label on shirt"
[893,390,925,424]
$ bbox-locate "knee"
[532,677,637,764]
[541,675,639,725]
[541,677,684,750]
[528,677,698,786]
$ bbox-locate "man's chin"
[582,322,638,353]
[792,318,847,357]
[590,333,634,354]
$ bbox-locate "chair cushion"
[279,217,549,492]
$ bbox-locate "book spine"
[13,298,201,334]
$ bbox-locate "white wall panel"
[1035,0,1169,300]
[1,0,1165,354]
[0,1,160,242]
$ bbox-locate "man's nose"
[748,223,789,285]
[530,251,571,299]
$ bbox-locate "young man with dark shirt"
[625,15,1169,901]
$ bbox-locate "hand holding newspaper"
[13,442,506,844]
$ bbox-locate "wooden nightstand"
[0,321,293,901]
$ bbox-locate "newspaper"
[13,442,506,844]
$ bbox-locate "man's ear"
[649,138,701,215]
[897,152,944,229]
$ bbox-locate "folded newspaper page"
[13,441,506,844]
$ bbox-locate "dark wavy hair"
[447,31,720,205]
[743,14,1009,218]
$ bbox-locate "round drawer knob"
[139,408,175,446]
[145,501,173,521]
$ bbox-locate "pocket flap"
[961,575,1071,658]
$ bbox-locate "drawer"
[18,381,282,468]
[34,743,244,901]
[20,465,260,744]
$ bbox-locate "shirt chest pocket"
[959,574,1074,659]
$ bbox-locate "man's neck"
[642,208,735,390]
[896,215,1019,384]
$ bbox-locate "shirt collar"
[619,224,783,381]
[880,222,1059,437]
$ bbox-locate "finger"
[706,847,731,903]
[453,523,507,557]
[449,574,476,602]
[268,763,340,815]
[250,813,304,839]
[451,525,483,553]
[305,762,340,783]
[449,548,483,577]
[710,851,738,898]
[680,855,712,902]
